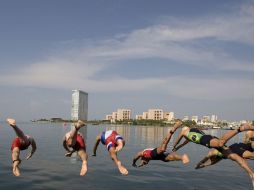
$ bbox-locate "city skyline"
[105,108,219,122]
[0,1,254,121]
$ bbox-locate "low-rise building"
[148,109,164,120]
[142,112,148,120]
[164,112,174,121]
[106,115,112,121]
[106,109,131,123]
[117,109,131,121]
[136,115,143,120]
[183,116,189,121]
[135,109,174,121]
[192,116,198,123]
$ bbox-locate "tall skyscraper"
[71,90,88,121]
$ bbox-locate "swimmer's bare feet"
[7,118,16,126]
[75,120,86,130]
[117,161,128,175]
[171,119,183,132]
[80,160,87,176]
[182,154,190,164]
[175,119,183,127]
[13,160,21,177]
[250,173,254,190]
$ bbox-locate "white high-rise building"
[71,90,88,121]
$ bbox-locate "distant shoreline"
[30,118,224,129]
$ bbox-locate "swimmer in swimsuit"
[92,130,128,175]
[196,142,254,169]
[172,123,254,152]
[244,131,254,143]
[172,126,254,189]
[63,120,88,176]
[132,120,189,168]
[195,142,254,190]
[6,118,37,177]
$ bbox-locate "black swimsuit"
[187,128,217,148]
[150,148,169,162]
[229,143,253,157]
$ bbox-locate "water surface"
[0,122,252,190]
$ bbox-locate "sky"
[0,0,253,122]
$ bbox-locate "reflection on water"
[133,126,171,147]
[106,125,131,141]
[0,122,252,190]
[106,125,175,148]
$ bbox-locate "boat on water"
[222,123,239,130]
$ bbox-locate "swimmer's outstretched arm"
[195,150,222,169]
[172,130,186,151]
[138,160,149,167]
[92,135,101,156]
[173,139,189,152]
[62,139,69,152]
[132,151,143,167]
[62,140,75,157]
[26,138,36,160]
[195,155,222,169]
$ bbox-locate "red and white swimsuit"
[142,148,154,159]
[100,130,123,151]
[65,132,86,151]
[11,135,31,151]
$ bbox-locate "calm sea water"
[0,122,252,190]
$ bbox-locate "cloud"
[77,3,254,71]
[164,76,254,100]
[0,2,253,101]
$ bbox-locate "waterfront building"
[111,112,118,122]
[135,109,174,121]
[148,109,164,120]
[202,115,210,123]
[142,112,148,119]
[117,109,131,121]
[106,115,112,121]
[71,90,88,121]
[164,112,174,121]
[106,109,131,123]
[192,116,198,123]
[211,115,218,122]
[183,116,189,121]
[136,115,143,120]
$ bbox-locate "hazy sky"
[0,0,253,121]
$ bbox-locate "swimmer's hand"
[115,146,123,152]
[65,151,73,157]
[138,160,148,167]
[138,163,145,168]
[195,164,204,169]
[26,153,33,160]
